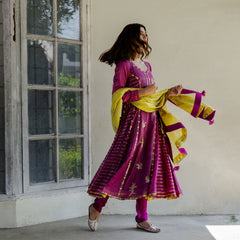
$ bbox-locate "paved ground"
[0,214,240,240]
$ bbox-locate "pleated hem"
[87,190,182,201]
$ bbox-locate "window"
[21,0,89,192]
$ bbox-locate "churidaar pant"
[93,197,148,223]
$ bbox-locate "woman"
[87,23,187,233]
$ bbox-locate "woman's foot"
[89,204,100,221]
[137,221,160,233]
[88,204,100,231]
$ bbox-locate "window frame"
[20,0,90,193]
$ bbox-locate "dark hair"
[99,23,152,66]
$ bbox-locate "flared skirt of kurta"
[87,104,183,200]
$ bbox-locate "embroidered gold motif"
[145,176,150,183]
[129,183,137,195]
[136,163,142,170]
[142,121,146,128]
[140,138,144,148]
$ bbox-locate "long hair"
[99,23,152,66]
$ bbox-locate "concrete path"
[0,215,240,240]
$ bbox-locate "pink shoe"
[137,222,160,233]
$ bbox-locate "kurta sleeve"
[112,60,140,103]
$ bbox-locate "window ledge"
[0,185,89,201]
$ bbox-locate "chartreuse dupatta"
[111,88,215,166]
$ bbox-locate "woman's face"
[139,27,148,43]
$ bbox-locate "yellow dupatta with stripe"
[111,88,215,165]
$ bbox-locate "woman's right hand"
[169,85,183,97]
[139,84,158,97]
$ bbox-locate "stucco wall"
[90,0,240,215]
[0,0,5,194]
[0,190,92,228]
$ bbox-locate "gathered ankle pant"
[93,197,148,223]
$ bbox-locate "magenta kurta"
[87,60,183,200]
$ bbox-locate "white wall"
[90,0,240,215]
[0,191,92,228]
